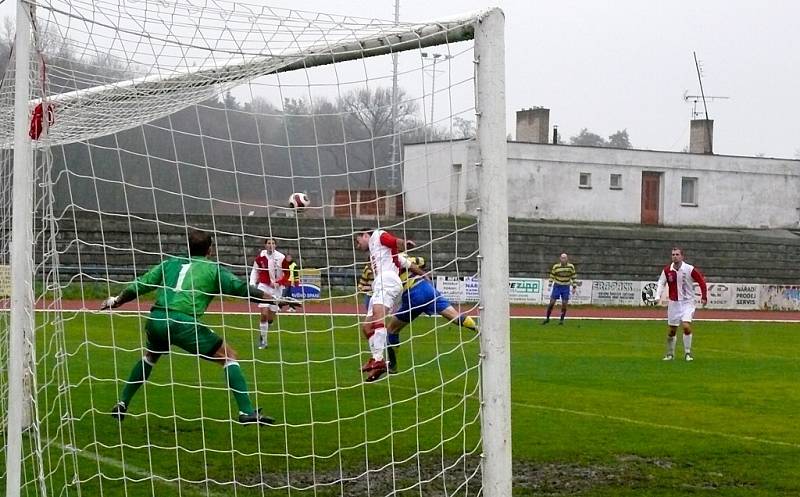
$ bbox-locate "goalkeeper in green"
[102,229,274,425]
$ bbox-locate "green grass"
[6,315,800,496]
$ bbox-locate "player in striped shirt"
[354,228,424,381]
[542,253,577,325]
[101,229,275,425]
[655,247,707,361]
[372,254,477,381]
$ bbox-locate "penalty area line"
[511,401,800,449]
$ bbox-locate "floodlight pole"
[474,8,511,497]
[390,0,400,189]
[6,0,36,496]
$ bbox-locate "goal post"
[474,8,511,497]
[2,1,510,496]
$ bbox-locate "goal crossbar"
[0,8,496,149]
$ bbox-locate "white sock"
[369,328,387,361]
[259,322,269,344]
[666,336,676,355]
[683,333,692,354]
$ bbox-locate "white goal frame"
[4,2,511,496]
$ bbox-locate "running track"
[19,300,800,322]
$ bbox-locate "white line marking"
[510,401,800,449]
[60,309,800,323]
[52,441,231,497]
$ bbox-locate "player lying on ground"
[102,229,276,425]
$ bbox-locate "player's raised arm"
[379,230,415,252]
[101,261,165,310]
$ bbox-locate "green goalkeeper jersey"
[122,255,251,318]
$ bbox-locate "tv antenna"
[685,52,730,118]
[683,90,729,119]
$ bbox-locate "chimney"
[689,119,714,154]
[516,107,549,143]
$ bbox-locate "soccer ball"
[288,192,310,209]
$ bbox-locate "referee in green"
[542,253,577,325]
[102,229,274,425]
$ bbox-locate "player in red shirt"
[353,228,424,381]
[249,238,289,349]
[654,247,708,361]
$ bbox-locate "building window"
[579,172,592,189]
[610,173,622,190]
[681,177,698,206]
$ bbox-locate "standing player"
[542,253,577,325]
[250,238,288,349]
[375,254,477,381]
[655,247,708,361]
[353,228,423,381]
[357,261,375,340]
[102,229,274,425]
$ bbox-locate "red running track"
[14,299,800,322]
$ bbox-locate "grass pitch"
[7,313,800,496]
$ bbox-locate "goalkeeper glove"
[101,296,120,310]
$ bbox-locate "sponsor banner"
[509,278,544,304]
[697,283,733,309]
[0,265,9,297]
[542,279,592,305]
[298,268,322,288]
[760,285,800,311]
[292,269,322,299]
[290,284,321,300]
[641,281,758,310]
[464,276,480,302]
[436,276,465,302]
[732,284,759,309]
[591,280,640,306]
[640,281,661,306]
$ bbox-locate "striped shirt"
[549,262,577,286]
[399,255,426,290]
[358,263,374,295]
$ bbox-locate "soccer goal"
[1,1,510,496]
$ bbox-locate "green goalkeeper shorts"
[144,308,224,358]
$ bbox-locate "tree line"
[0,20,475,216]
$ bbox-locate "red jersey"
[655,262,707,303]
[249,249,288,286]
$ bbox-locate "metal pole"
[474,8,510,497]
[6,0,35,495]
[390,0,399,189]
[430,55,437,130]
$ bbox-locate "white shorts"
[256,283,284,312]
[667,300,695,326]
[366,275,402,318]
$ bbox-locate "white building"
[403,113,800,228]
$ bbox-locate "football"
[288,192,310,209]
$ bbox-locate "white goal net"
[0,1,509,496]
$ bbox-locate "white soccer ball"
[288,192,310,209]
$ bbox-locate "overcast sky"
[3,0,798,158]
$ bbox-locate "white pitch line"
[63,308,800,323]
[53,441,231,497]
[511,401,800,449]
[382,384,800,450]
